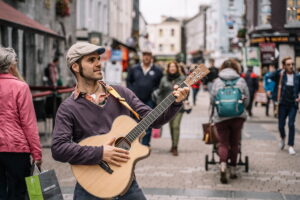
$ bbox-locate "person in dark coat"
[126,51,163,146]
[242,66,259,116]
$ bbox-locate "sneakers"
[289,146,296,155]
[279,139,285,150]
[220,162,228,184]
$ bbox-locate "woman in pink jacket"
[0,47,42,200]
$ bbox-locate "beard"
[78,63,103,81]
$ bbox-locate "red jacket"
[0,73,42,160]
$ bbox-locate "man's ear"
[71,63,79,73]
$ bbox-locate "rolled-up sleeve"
[17,84,42,161]
[51,104,103,165]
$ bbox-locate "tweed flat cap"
[66,42,105,67]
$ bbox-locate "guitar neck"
[124,82,188,143]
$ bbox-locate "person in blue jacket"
[263,62,277,116]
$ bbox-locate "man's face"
[142,53,152,66]
[284,59,294,73]
[75,52,102,81]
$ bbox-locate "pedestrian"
[271,56,300,155]
[191,79,201,106]
[126,50,163,146]
[211,59,249,184]
[263,60,277,117]
[154,61,185,156]
[242,66,259,116]
[0,47,42,200]
[203,58,219,93]
[51,42,189,200]
[44,57,60,87]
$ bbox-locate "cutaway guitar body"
[70,64,209,198]
[71,115,150,198]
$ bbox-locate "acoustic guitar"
[71,64,209,198]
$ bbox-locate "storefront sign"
[250,36,296,44]
[246,47,261,67]
[110,50,122,61]
[259,43,275,65]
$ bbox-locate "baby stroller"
[204,138,249,172]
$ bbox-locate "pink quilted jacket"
[0,73,42,160]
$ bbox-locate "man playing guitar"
[51,42,189,200]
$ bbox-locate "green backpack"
[215,78,244,117]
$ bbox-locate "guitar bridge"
[98,161,114,174]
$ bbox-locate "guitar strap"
[107,86,140,120]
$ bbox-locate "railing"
[30,86,74,147]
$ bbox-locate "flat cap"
[66,42,105,67]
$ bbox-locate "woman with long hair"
[155,61,185,156]
[0,47,42,199]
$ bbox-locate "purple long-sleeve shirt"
[51,85,182,165]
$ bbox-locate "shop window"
[287,0,300,23]
[258,0,271,25]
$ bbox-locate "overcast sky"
[140,0,212,24]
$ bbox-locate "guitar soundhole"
[115,137,131,150]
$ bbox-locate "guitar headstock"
[184,64,210,86]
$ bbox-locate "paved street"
[40,91,300,200]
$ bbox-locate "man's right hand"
[103,137,130,167]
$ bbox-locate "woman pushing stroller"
[210,59,250,184]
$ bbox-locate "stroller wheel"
[205,155,209,171]
[245,156,249,172]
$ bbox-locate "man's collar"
[72,80,109,100]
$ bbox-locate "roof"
[163,17,179,23]
[0,0,63,39]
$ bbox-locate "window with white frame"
[287,0,300,23]
[258,0,271,26]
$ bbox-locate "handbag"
[25,163,63,200]
[202,105,219,144]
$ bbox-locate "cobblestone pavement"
[40,91,300,200]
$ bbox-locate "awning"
[0,0,63,39]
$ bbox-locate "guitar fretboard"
[124,82,187,143]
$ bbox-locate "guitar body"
[71,115,150,198]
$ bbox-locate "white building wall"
[109,0,133,43]
[206,0,245,66]
[76,0,109,35]
[147,20,181,56]
[185,13,205,61]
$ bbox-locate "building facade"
[206,0,245,66]
[185,6,208,64]
[147,17,182,61]
[246,0,300,71]
[0,0,76,86]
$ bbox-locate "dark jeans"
[73,179,146,200]
[0,152,31,200]
[142,99,156,146]
[278,104,298,146]
[215,118,245,166]
[247,92,255,116]
[265,96,275,116]
[192,88,199,105]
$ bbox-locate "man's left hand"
[173,85,190,103]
